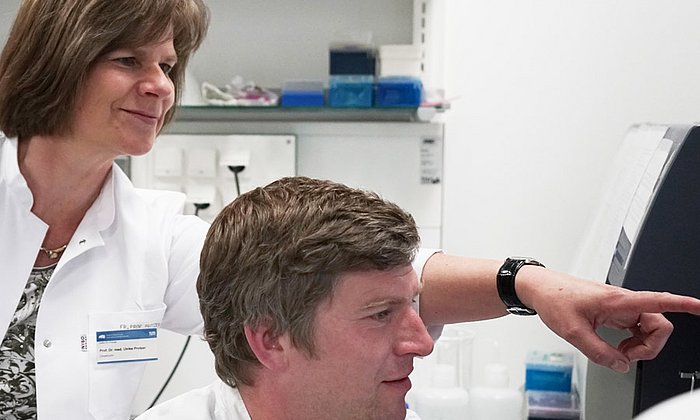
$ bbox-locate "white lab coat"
[135,379,423,420]
[0,136,209,419]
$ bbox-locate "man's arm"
[419,252,700,373]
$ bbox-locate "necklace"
[39,244,68,259]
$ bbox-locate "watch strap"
[497,257,545,316]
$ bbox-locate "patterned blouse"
[0,265,54,419]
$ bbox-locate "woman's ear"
[244,323,288,371]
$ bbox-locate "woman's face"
[69,37,177,160]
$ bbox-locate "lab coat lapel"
[53,163,118,273]
[0,137,48,337]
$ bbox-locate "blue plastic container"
[525,351,574,393]
[281,81,325,107]
[375,76,422,108]
[328,75,374,108]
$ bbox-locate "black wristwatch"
[497,257,545,316]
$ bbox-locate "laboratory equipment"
[280,81,325,107]
[469,363,523,420]
[409,325,474,419]
[525,389,581,420]
[573,124,700,418]
[378,44,423,78]
[525,351,574,393]
[413,364,470,420]
[328,75,374,108]
[329,43,377,76]
[130,134,295,220]
[328,37,377,108]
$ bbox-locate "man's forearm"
[418,253,509,326]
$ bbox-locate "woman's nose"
[138,65,174,100]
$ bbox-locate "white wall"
[192,0,412,87]
[441,0,700,387]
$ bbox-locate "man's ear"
[244,323,288,371]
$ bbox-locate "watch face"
[509,257,539,265]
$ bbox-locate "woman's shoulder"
[108,166,209,241]
[133,187,187,213]
[112,165,187,216]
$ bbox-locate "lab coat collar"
[60,163,119,261]
[0,134,121,277]
[0,135,35,212]
[0,136,119,232]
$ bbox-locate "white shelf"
[173,105,446,123]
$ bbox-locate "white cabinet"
[131,134,296,221]
[160,116,444,248]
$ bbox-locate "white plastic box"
[378,44,422,78]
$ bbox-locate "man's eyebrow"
[360,289,421,311]
[361,297,405,311]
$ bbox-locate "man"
[138,176,435,419]
[138,176,700,419]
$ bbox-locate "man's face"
[282,265,434,420]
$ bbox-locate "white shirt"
[135,379,423,420]
[633,390,700,419]
[0,136,209,419]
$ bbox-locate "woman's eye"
[115,57,137,67]
[160,63,173,75]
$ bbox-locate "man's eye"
[371,310,391,322]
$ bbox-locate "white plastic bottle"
[413,364,469,420]
[468,363,523,420]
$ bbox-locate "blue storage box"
[281,81,325,107]
[525,351,574,393]
[375,76,422,108]
[328,75,374,108]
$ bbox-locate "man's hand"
[519,267,700,373]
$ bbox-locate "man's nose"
[396,309,434,357]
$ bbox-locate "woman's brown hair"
[0,0,209,139]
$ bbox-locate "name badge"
[96,328,158,364]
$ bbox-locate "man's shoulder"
[135,381,223,420]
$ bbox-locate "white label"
[96,328,158,364]
[420,137,443,185]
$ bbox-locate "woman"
[0,0,209,418]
